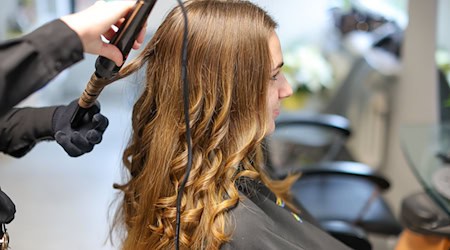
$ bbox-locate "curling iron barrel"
[71,0,157,128]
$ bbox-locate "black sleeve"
[0,106,57,158]
[0,19,84,117]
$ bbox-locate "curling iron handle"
[70,74,112,128]
[95,0,156,79]
[71,0,158,128]
[78,73,112,108]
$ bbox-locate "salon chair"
[265,115,377,249]
[292,196,372,250]
[288,161,402,236]
[265,116,403,248]
[267,111,402,234]
[265,160,402,250]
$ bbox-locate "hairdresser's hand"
[60,0,147,66]
[52,99,109,157]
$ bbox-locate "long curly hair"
[112,1,298,249]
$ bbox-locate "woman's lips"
[273,109,280,118]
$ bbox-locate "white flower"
[284,45,334,93]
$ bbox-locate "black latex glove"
[52,99,109,157]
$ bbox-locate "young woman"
[112,1,351,249]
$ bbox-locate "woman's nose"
[280,73,293,99]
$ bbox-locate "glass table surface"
[400,123,450,215]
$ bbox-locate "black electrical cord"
[174,0,190,249]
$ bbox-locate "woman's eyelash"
[271,72,280,80]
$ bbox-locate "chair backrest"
[265,113,352,176]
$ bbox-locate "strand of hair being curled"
[110,1,298,249]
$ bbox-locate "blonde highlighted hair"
[112,1,298,249]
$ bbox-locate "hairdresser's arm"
[0,100,108,158]
[0,1,144,117]
[0,20,83,117]
[0,107,55,157]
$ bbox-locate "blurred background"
[0,0,449,249]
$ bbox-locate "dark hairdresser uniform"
[0,19,84,225]
[0,19,84,155]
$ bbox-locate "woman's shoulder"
[222,184,352,250]
[223,192,305,250]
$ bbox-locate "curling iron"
[70,0,158,128]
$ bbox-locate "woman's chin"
[265,121,275,136]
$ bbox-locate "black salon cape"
[222,179,351,250]
[0,19,83,157]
